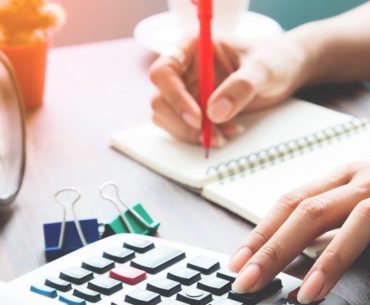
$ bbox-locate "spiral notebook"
[111,98,370,258]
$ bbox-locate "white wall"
[53,0,167,46]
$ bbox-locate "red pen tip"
[205,149,210,159]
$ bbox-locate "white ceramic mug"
[167,0,250,33]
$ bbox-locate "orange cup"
[0,40,48,109]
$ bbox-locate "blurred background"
[54,0,368,46]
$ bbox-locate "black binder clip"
[100,181,160,237]
[43,188,100,261]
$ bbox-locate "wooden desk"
[0,39,369,305]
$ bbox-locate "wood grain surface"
[0,39,369,305]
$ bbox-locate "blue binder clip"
[43,188,100,261]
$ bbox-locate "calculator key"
[176,288,212,305]
[209,299,242,305]
[110,265,147,284]
[216,268,238,282]
[123,239,155,253]
[187,257,220,275]
[197,276,231,295]
[82,256,115,274]
[167,268,201,285]
[45,277,72,292]
[228,278,283,305]
[88,277,123,295]
[131,247,185,274]
[125,288,161,305]
[59,294,86,305]
[73,287,102,303]
[111,302,132,305]
[103,247,135,263]
[146,278,181,297]
[60,267,94,285]
[30,284,58,298]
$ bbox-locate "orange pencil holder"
[0,39,48,110]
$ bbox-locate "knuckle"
[320,248,343,268]
[259,242,282,264]
[148,62,161,83]
[248,229,270,250]
[277,190,306,212]
[231,72,255,92]
[355,201,370,220]
[150,95,163,112]
[298,197,328,220]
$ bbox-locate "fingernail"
[228,247,253,273]
[182,112,201,130]
[223,124,246,137]
[297,270,326,304]
[232,264,261,293]
[208,97,234,123]
[211,135,227,148]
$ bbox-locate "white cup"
[167,0,250,33]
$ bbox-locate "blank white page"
[111,99,351,188]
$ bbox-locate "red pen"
[197,0,214,159]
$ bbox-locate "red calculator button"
[109,266,147,285]
[288,287,322,305]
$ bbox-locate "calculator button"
[82,256,115,274]
[123,239,155,253]
[45,277,72,292]
[209,299,242,305]
[125,288,161,305]
[73,287,102,303]
[228,278,283,304]
[176,288,212,305]
[146,278,181,297]
[60,267,94,285]
[103,247,135,263]
[131,247,186,274]
[30,284,58,298]
[167,268,201,285]
[197,276,231,295]
[59,294,87,305]
[88,277,123,295]
[216,269,238,282]
[273,299,298,305]
[110,265,147,284]
[187,257,220,274]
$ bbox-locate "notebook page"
[111,99,351,188]
[202,128,370,232]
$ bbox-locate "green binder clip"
[99,181,160,237]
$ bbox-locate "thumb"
[207,58,270,124]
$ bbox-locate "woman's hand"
[149,34,311,146]
[228,161,370,304]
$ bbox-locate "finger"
[228,165,355,273]
[151,95,200,144]
[207,57,270,124]
[152,95,226,147]
[232,182,370,293]
[149,40,202,129]
[297,198,370,304]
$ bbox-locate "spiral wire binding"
[207,118,369,182]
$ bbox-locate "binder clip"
[100,182,160,238]
[43,188,100,261]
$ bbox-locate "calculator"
[9,234,349,305]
